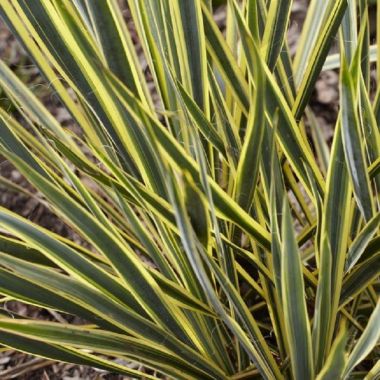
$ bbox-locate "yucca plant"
[0,0,379,378]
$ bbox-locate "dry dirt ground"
[0,1,376,379]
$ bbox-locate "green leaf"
[321,116,352,352]
[293,0,335,84]
[340,58,374,222]
[175,0,207,110]
[293,0,347,119]
[365,360,380,380]
[281,197,314,380]
[167,171,282,380]
[105,69,272,249]
[0,0,379,376]
[230,0,325,198]
[316,329,347,380]
[0,207,144,314]
[262,0,292,70]
[0,61,77,153]
[200,2,249,111]
[232,23,266,211]
[0,150,193,345]
[345,214,380,272]
[313,235,333,373]
[0,320,219,380]
[0,331,155,379]
[343,301,380,378]
[80,0,151,104]
[340,253,380,307]
[322,45,377,71]
[176,82,227,157]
